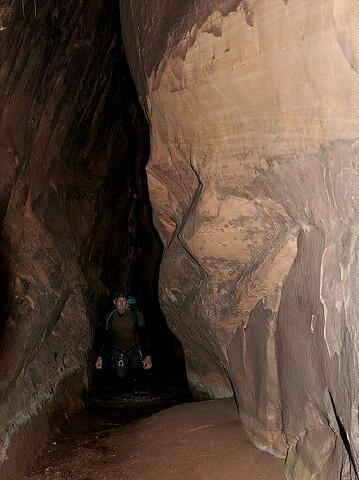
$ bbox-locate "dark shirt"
[99,307,150,356]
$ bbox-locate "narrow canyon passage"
[0,1,358,480]
[26,374,193,480]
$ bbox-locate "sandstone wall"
[0,1,158,477]
[121,1,358,478]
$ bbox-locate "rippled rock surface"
[121,1,358,478]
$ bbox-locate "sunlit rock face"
[121,1,358,477]
[0,1,158,478]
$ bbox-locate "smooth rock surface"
[121,1,358,478]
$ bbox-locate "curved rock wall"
[0,1,159,478]
[121,1,358,478]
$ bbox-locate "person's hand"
[143,355,152,370]
[95,356,103,370]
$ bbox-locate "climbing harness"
[118,353,125,368]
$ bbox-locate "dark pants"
[111,348,143,392]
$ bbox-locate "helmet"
[113,289,127,300]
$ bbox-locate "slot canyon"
[0,0,357,479]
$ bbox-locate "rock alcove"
[0,0,358,479]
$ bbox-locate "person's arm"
[95,334,107,369]
[95,310,114,369]
[95,356,103,369]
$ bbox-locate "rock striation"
[121,1,358,478]
[0,1,159,478]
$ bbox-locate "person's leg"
[127,350,146,395]
[111,353,130,394]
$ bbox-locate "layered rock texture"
[121,1,358,478]
[0,0,160,478]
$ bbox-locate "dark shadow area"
[0,0,190,476]
[83,7,189,396]
[26,10,192,471]
[0,170,14,345]
[26,378,192,480]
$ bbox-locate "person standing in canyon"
[95,290,152,396]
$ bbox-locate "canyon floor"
[26,377,284,480]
